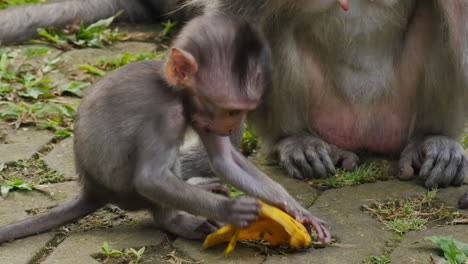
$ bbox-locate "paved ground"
[0,22,467,264]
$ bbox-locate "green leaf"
[42,56,64,73]
[55,130,71,137]
[37,28,59,44]
[77,64,106,76]
[454,240,468,257]
[85,10,123,32]
[425,236,468,264]
[0,82,15,93]
[0,52,8,73]
[108,249,123,257]
[128,248,138,256]
[102,242,111,254]
[59,82,89,97]
[137,246,145,256]
[1,184,12,198]
[19,86,53,99]
[227,184,245,198]
[12,180,33,190]
[24,47,49,59]
[0,180,34,197]
[37,120,58,129]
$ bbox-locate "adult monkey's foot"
[399,136,467,188]
[276,133,359,179]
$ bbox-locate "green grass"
[240,128,258,156]
[309,161,390,188]
[0,158,65,185]
[77,51,165,77]
[386,216,429,233]
[363,190,464,234]
[34,11,126,50]
[462,133,467,149]
[95,52,165,71]
[365,255,391,264]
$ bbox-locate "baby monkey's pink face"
[188,94,257,136]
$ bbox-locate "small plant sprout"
[101,241,123,257]
[99,242,146,264]
[128,247,145,264]
[160,20,177,40]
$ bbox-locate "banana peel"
[203,201,311,255]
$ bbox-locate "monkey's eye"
[228,110,241,117]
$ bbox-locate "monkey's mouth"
[212,129,233,137]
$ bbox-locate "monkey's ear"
[165,48,199,88]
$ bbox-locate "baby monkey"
[0,15,330,243]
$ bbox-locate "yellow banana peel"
[203,201,311,255]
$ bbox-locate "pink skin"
[336,0,349,11]
[336,0,376,11]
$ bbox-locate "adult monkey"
[0,1,467,187]
[186,0,468,188]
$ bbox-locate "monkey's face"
[188,94,254,136]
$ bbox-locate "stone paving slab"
[0,184,77,264]
[43,222,167,264]
[8,44,62,68]
[174,239,265,264]
[0,182,79,229]
[35,181,81,201]
[0,190,51,225]
[390,225,468,264]
[0,232,55,264]
[0,120,54,145]
[438,185,468,216]
[266,180,427,264]
[0,143,42,164]
[59,41,158,73]
[43,137,77,180]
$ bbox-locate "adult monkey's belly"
[312,103,412,153]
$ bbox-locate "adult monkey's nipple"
[336,0,349,11]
